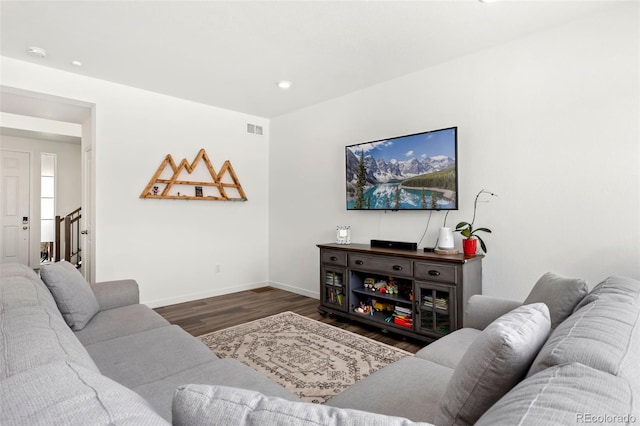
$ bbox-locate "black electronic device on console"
[370,239,418,251]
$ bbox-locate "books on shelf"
[325,272,343,286]
[423,295,448,310]
[327,289,344,306]
[392,305,413,328]
[394,306,412,316]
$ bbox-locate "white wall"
[1,59,270,306]
[269,4,640,300]
[0,135,81,266]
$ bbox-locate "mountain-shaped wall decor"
[140,148,247,201]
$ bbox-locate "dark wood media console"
[317,243,483,343]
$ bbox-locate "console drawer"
[414,262,457,284]
[349,254,412,277]
[321,250,347,267]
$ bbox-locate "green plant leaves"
[455,221,470,230]
[476,235,488,253]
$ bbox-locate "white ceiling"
[0,0,626,119]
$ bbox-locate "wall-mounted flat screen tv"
[346,127,458,210]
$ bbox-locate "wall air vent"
[247,123,263,135]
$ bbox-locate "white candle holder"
[336,226,351,244]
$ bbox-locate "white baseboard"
[143,281,270,308]
[268,280,319,299]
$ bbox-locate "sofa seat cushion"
[74,303,170,346]
[437,303,551,426]
[326,356,453,423]
[132,358,299,422]
[0,361,169,425]
[173,385,432,426]
[476,363,636,425]
[414,328,482,369]
[85,325,219,388]
[40,260,100,331]
[528,275,640,380]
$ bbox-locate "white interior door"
[81,147,93,281]
[1,150,30,265]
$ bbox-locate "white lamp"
[438,227,455,250]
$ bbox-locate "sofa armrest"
[90,279,139,311]
[464,295,521,330]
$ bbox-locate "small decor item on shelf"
[152,186,159,196]
[455,188,497,255]
[374,280,387,293]
[195,186,203,197]
[354,301,372,315]
[363,278,376,290]
[336,226,351,244]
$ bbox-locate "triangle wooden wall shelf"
[140,148,247,201]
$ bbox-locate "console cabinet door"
[320,266,347,311]
[415,281,457,338]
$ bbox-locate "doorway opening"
[0,86,94,280]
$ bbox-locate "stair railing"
[54,207,82,267]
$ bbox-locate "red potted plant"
[455,189,496,255]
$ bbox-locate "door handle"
[81,230,88,235]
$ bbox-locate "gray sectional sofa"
[1,261,639,425]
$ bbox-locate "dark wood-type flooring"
[154,287,424,354]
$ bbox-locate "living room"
[1,1,638,311]
[2,2,640,424]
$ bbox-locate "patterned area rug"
[199,311,412,403]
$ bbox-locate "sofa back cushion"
[476,363,636,425]
[436,303,551,426]
[0,262,40,280]
[523,272,588,329]
[172,384,427,426]
[0,276,99,379]
[0,270,59,312]
[528,276,640,387]
[40,260,100,331]
[1,361,169,425]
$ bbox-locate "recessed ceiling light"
[27,46,47,58]
[71,60,83,67]
[479,0,499,3]
[277,80,292,90]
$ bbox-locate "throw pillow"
[436,303,551,426]
[173,384,430,426]
[523,272,588,329]
[40,260,100,331]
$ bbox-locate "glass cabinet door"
[321,268,347,311]
[415,281,456,337]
